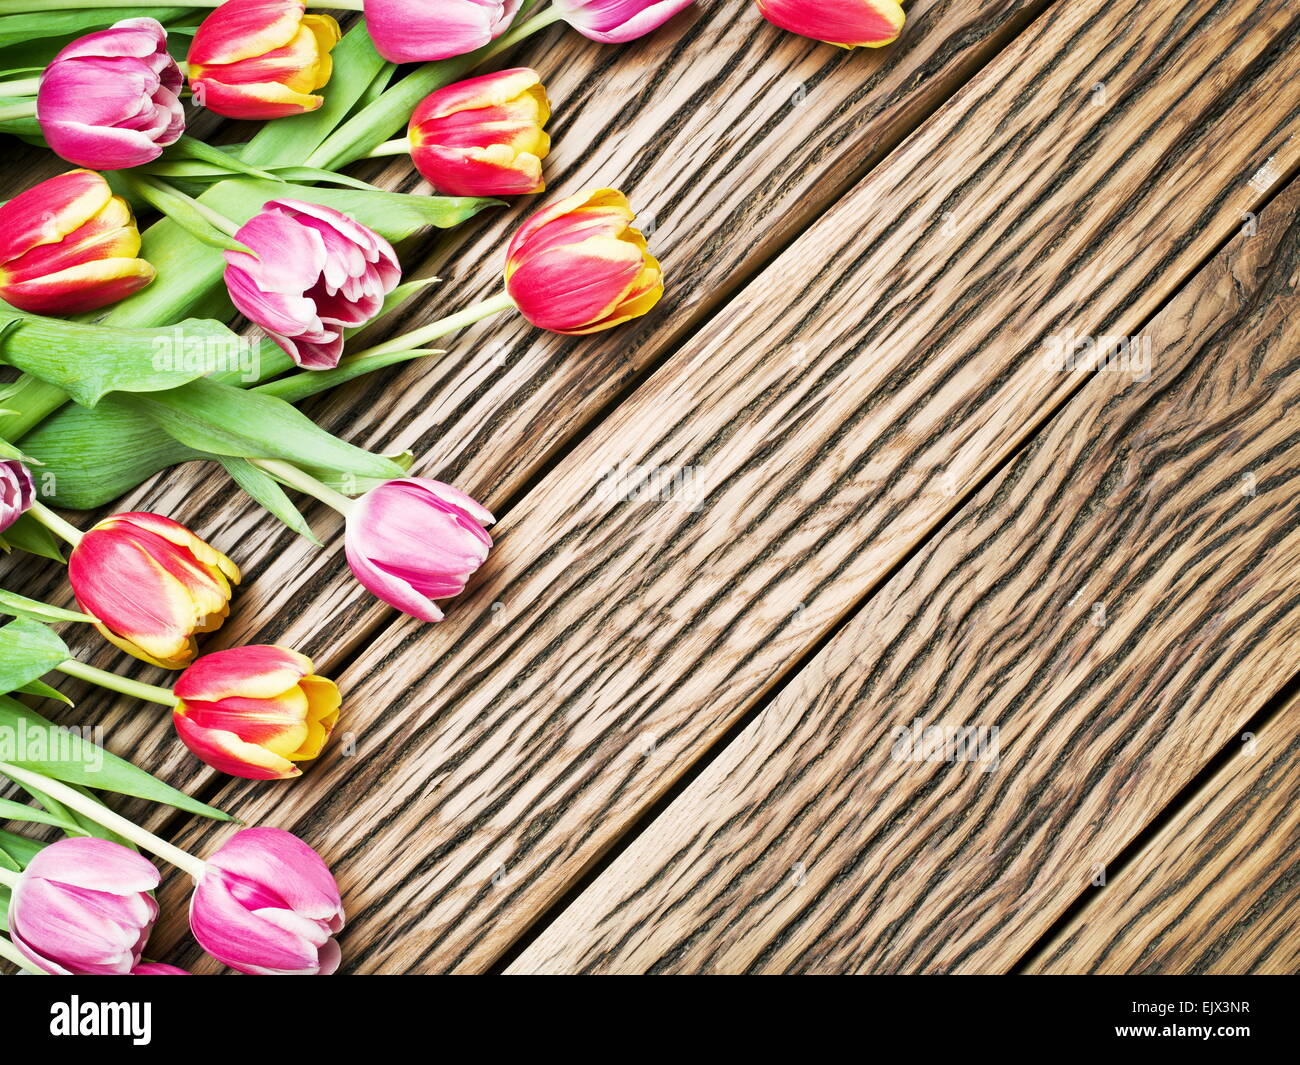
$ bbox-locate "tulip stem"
[0,98,36,122]
[0,75,39,96]
[0,762,208,881]
[0,865,17,887]
[27,500,82,547]
[363,138,411,159]
[122,173,251,253]
[253,459,357,516]
[482,7,564,62]
[0,934,45,975]
[347,290,517,361]
[57,658,177,707]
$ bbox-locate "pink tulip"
[345,478,493,622]
[190,827,344,975]
[132,962,191,974]
[223,199,400,370]
[36,17,184,170]
[555,0,695,43]
[756,0,905,48]
[8,837,160,975]
[0,460,34,535]
[364,0,521,63]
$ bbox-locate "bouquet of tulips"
[0,0,907,975]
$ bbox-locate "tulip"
[36,18,183,170]
[187,0,341,120]
[190,827,344,975]
[7,837,160,975]
[67,512,240,670]
[756,0,905,48]
[0,169,154,316]
[408,68,551,197]
[364,0,521,63]
[555,0,695,42]
[173,645,341,780]
[345,478,493,622]
[0,460,34,535]
[132,962,191,974]
[505,187,663,334]
[224,199,401,370]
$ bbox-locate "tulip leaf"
[121,376,405,479]
[0,310,242,406]
[0,589,94,625]
[218,456,321,546]
[0,617,68,696]
[0,8,191,51]
[14,678,72,706]
[161,134,282,183]
[0,827,43,870]
[0,511,64,562]
[0,696,232,822]
[0,795,82,834]
[10,779,133,847]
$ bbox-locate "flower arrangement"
[0,0,903,974]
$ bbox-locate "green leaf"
[121,376,405,479]
[161,134,282,183]
[218,456,320,545]
[0,511,64,562]
[0,695,231,821]
[14,678,72,706]
[0,310,242,406]
[257,348,440,404]
[0,616,68,696]
[12,779,134,846]
[0,589,94,625]
[0,827,43,870]
[0,794,81,833]
[0,8,190,50]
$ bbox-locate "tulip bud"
[756,0,905,48]
[36,18,183,170]
[8,837,160,975]
[0,460,35,535]
[224,199,400,370]
[132,962,191,974]
[190,827,344,975]
[409,68,551,197]
[555,0,695,43]
[345,478,493,623]
[364,0,520,63]
[0,169,154,316]
[68,512,240,669]
[172,645,341,780]
[505,188,663,334]
[188,0,341,120]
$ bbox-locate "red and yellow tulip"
[504,188,663,334]
[172,645,341,780]
[409,68,551,198]
[0,169,154,315]
[67,512,240,670]
[756,0,905,48]
[187,0,341,120]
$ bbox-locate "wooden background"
[3,0,1299,973]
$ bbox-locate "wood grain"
[1025,688,1300,975]
[2,0,1053,820]
[144,0,1300,972]
[509,172,1300,974]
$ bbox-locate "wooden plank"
[508,173,1300,974]
[3,0,1052,813]
[145,0,1300,972]
[1025,689,1300,975]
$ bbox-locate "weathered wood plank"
[3,0,1052,815]
[1024,688,1300,975]
[146,0,1300,972]
[508,172,1300,974]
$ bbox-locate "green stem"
[57,659,177,706]
[0,762,207,881]
[347,290,516,360]
[0,933,45,975]
[122,173,249,251]
[364,138,410,158]
[0,75,39,96]
[479,7,563,63]
[0,97,37,122]
[27,500,81,547]
[0,865,17,887]
[254,458,357,515]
